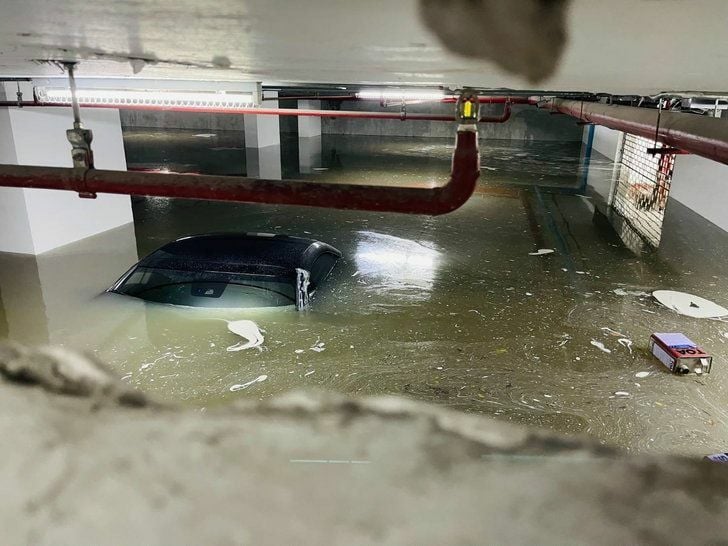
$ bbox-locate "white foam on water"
[226,320,265,352]
[230,375,268,392]
[613,288,650,297]
[590,340,611,353]
[617,338,634,354]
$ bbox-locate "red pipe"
[2,101,513,123]
[268,95,528,104]
[479,101,512,123]
[538,98,728,165]
[0,128,480,215]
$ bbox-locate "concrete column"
[0,223,142,346]
[298,100,321,138]
[244,88,281,179]
[298,100,323,174]
[0,104,133,255]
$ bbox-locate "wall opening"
[611,134,675,247]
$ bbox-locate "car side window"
[309,253,338,288]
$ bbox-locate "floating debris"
[613,288,651,297]
[635,371,651,378]
[652,290,728,319]
[226,320,265,352]
[614,391,630,397]
[617,338,634,354]
[649,333,713,375]
[601,327,626,337]
[590,340,611,353]
[230,374,268,391]
[194,133,216,138]
[304,370,315,377]
[556,334,571,348]
[294,349,305,354]
[309,340,326,353]
[528,249,555,256]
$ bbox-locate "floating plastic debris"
[194,133,216,138]
[601,327,626,337]
[590,340,611,353]
[309,340,326,353]
[226,320,265,352]
[304,370,315,377]
[635,371,651,378]
[528,249,555,256]
[652,290,728,319]
[613,288,651,297]
[614,391,630,397]
[294,349,305,354]
[617,338,634,354]
[230,374,268,391]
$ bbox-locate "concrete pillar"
[297,100,321,138]
[0,223,142,346]
[244,88,281,179]
[0,104,133,255]
[298,100,323,174]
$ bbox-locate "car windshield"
[114,266,296,308]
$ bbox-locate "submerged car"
[108,233,342,310]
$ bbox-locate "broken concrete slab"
[2,378,728,544]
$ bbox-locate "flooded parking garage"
[2,129,728,457]
[2,2,728,541]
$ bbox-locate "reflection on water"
[354,231,442,298]
[2,132,728,457]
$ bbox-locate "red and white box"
[649,333,712,375]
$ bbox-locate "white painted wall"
[590,125,621,160]
[0,107,133,254]
[670,154,728,232]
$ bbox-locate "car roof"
[137,232,341,276]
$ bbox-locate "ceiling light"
[35,87,256,109]
[356,89,445,102]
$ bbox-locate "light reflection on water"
[1,132,728,457]
[355,231,442,298]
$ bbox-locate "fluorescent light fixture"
[356,89,445,102]
[35,87,256,109]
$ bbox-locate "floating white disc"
[652,290,728,319]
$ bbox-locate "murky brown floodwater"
[2,130,728,456]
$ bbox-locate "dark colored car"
[108,233,342,310]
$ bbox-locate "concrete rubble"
[1,342,728,545]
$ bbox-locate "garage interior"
[1,0,728,543]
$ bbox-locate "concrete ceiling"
[0,0,726,95]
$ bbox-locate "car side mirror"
[295,268,311,311]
